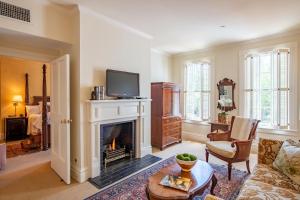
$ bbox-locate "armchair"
[205,116,260,180]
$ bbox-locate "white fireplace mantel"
[86,99,152,178]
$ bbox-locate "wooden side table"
[147,160,217,200]
[209,121,230,133]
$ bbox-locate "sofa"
[236,138,300,199]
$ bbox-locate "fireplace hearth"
[100,120,135,168]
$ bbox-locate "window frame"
[183,59,215,123]
[239,42,298,132]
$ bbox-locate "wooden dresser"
[151,82,182,150]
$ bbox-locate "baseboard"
[182,131,208,143]
[71,165,89,183]
[141,145,152,157]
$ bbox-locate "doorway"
[0,55,51,159]
[0,28,72,184]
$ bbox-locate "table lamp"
[12,95,23,117]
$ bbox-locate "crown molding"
[172,28,300,58]
[151,48,171,57]
[78,5,153,40]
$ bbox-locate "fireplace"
[100,120,135,168]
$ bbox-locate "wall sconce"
[12,95,23,117]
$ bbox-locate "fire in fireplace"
[100,121,135,168]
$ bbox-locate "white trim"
[182,131,208,143]
[141,146,153,157]
[0,46,56,62]
[71,165,89,183]
[257,128,298,137]
[151,48,171,57]
[183,120,210,126]
[78,5,153,40]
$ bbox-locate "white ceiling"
[53,0,300,54]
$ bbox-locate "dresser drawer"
[162,121,181,130]
[163,127,181,136]
[162,116,181,124]
[163,134,181,146]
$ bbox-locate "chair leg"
[228,163,232,181]
[246,160,251,174]
[205,149,209,162]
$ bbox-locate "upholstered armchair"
[205,116,260,180]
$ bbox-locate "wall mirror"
[217,78,236,111]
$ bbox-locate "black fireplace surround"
[100,120,135,168]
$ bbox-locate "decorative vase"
[218,113,227,123]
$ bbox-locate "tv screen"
[106,69,140,98]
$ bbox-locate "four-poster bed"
[24,64,50,150]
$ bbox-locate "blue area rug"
[86,156,249,200]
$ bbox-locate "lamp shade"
[12,95,23,103]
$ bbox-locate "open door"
[50,54,71,184]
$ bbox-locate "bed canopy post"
[42,64,48,151]
[25,73,29,116]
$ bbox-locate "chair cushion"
[206,141,236,158]
[273,139,300,187]
[231,116,253,140]
[250,164,300,192]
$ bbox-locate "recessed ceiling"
[53,0,300,54]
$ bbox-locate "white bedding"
[27,112,50,135]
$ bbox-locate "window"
[184,62,211,121]
[243,49,291,129]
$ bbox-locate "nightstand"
[5,117,28,142]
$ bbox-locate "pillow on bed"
[38,101,50,112]
[26,105,41,115]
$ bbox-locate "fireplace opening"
[100,120,135,168]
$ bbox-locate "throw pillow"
[25,105,41,115]
[273,139,300,186]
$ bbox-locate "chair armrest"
[231,140,252,160]
[207,132,230,141]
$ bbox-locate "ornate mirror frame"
[217,78,236,112]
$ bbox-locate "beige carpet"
[0,141,257,200]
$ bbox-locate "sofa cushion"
[273,139,300,187]
[237,179,300,200]
[250,164,300,192]
[206,141,236,158]
[258,138,283,165]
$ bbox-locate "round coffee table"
[147,160,217,200]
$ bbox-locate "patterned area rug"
[6,140,40,158]
[86,156,249,200]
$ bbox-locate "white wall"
[150,50,172,82]
[0,0,74,44]
[76,7,152,182]
[171,32,300,142]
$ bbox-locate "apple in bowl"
[176,153,198,172]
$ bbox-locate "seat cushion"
[250,164,300,192]
[206,141,236,158]
[237,179,300,200]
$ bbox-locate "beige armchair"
[205,116,260,180]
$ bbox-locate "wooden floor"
[0,141,257,200]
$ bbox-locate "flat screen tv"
[106,69,140,98]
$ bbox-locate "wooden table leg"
[210,174,217,195]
